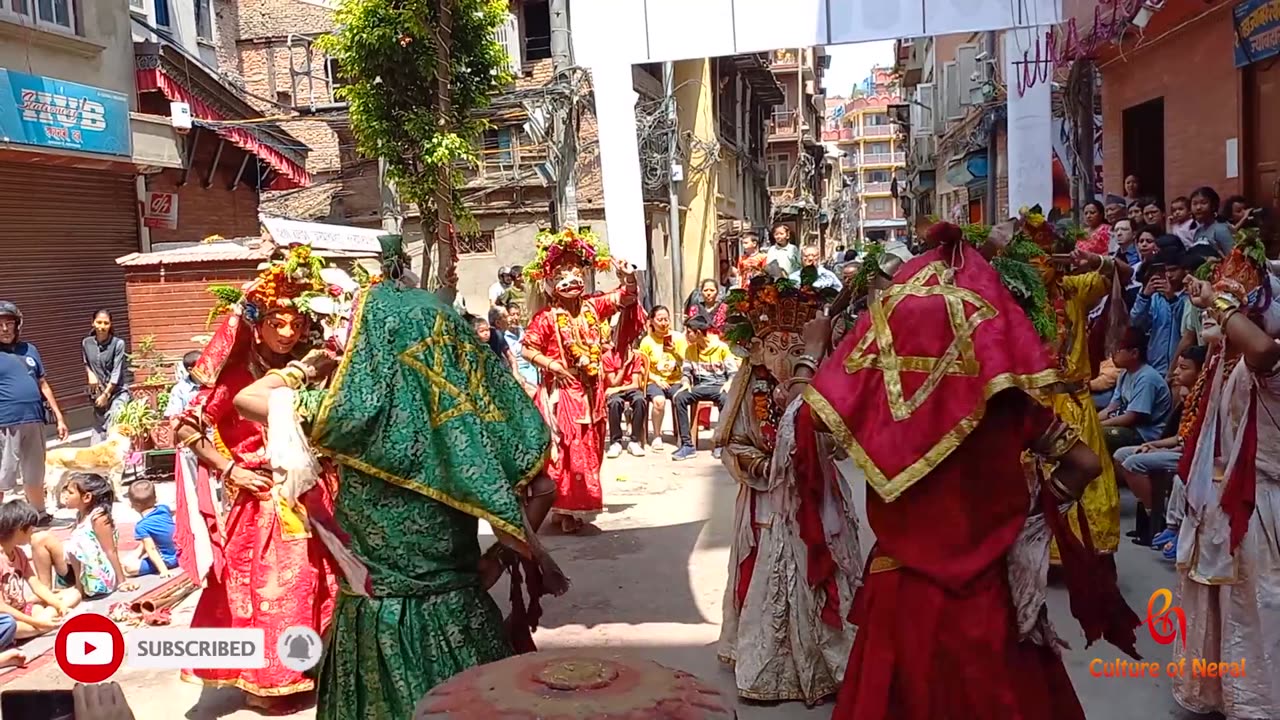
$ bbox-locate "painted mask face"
[749,330,805,384]
[548,261,586,299]
[257,308,310,356]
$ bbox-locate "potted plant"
[127,335,172,408]
[113,398,160,451]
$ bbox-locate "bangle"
[1212,292,1242,313]
[1097,256,1115,277]
[1048,474,1079,503]
[287,360,317,381]
[221,460,236,481]
[267,368,305,390]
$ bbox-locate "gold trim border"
[309,286,548,542]
[803,367,1062,503]
[179,671,314,697]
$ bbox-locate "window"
[865,170,891,183]
[3,0,75,33]
[767,154,790,188]
[482,128,514,167]
[154,0,171,28]
[194,0,211,39]
[867,142,891,154]
[326,57,345,91]
[130,0,146,11]
[716,60,738,144]
[868,198,892,213]
[459,230,496,255]
[522,0,551,61]
[865,113,889,126]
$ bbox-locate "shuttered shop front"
[0,163,137,414]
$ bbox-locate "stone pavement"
[5,444,1204,719]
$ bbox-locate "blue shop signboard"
[1234,0,1280,68]
[0,68,131,157]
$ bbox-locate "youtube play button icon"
[55,613,125,683]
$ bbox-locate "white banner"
[1003,27,1054,214]
[591,63,648,271]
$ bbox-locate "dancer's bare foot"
[0,648,26,668]
[243,692,314,716]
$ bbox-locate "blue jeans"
[0,613,17,649]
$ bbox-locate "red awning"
[136,67,312,190]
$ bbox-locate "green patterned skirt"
[316,586,513,720]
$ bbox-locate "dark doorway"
[1245,60,1280,210]
[1122,98,1164,201]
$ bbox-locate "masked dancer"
[519,228,644,533]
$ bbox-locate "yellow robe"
[1047,272,1120,561]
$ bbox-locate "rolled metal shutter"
[0,163,137,412]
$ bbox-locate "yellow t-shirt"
[682,338,735,386]
[639,332,687,385]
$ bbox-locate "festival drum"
[415,649,734,720]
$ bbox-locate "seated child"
[1112,345,1207,559]
[28,473,137,598]
[0,500,81,640]
[122,481,178,578]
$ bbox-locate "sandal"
[1150,529,1177,550]
[1162,539,1177,561]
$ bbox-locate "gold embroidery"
[400,312,506,428]
[869,556,900,573]
[804,365,1061,503]
[843,262,999,421]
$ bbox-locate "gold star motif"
[843,262,998,421]
[400,313,506,428]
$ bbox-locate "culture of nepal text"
[1091,658,1246,679]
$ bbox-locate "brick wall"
[143,126,262,244]
[1101,6,1242,202]
[124,263,263,365]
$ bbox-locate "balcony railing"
[860,181,892,194]
[769,110,797,137]
[858,152,906,166]
[859,124,894,138]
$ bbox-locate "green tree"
[320,0,513,291]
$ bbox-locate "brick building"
[1091,0,1276,206]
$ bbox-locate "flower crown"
[205,244,327,326]
[523,227,613,282]
[946,215,1057,341]
[723,268,838,346]
[1195,228,1271,309]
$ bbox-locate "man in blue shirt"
[789,245,843,291]
[1129,248,1189,377]
[0,301,66,524]
[1100,330,1173,454]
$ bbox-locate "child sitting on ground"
[122,481,178,578]
[28,473,136,598]
[0,500,81,641]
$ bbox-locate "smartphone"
[1,689,75,720]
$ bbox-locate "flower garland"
[750,371,781,450]
[523,227,613,283]
[554,304,602,377]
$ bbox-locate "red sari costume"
[173,253,340,698]
[794,232,1141,720]
[521,228,644,521]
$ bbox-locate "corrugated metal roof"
[116,239,270,267]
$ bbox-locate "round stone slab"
[415,649,734,720]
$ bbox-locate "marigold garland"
[523,227,613,283]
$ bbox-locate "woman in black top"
[81,309,129,443]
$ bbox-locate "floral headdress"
[206,243,328,326]
[1194,228,1272,311]
[945,210,1058,341]
[723,267,839,346]
[522,227,613,282]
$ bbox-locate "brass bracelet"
[1032,419,1079,461]
[267,367,305,390]
[1215,307,1240,329]
[1097,255,1115,277]
[1048,474,1080,503]
[287,360,317,381]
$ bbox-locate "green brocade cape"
[309,283,550,539]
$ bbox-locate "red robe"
[523,290,642,517]
[174,316,339,697]
[821,392,1084,720]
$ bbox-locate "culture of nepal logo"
[1089,589,1246,680]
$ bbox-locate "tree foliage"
[319,0,513,216]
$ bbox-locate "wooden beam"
[229,153,252,191]
[205,139,226,189]
[179,129,201,187]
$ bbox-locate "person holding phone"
[1129,247,1190,378]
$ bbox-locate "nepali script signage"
[1234,0,1280,67]
[0,69,131,157]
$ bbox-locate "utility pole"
[983,31,999,223]
[378,158,402,235]
[664,61,683,321]
[549,0,578,230]
[425,0,457,301]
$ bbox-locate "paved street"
[8,444,1204,719]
